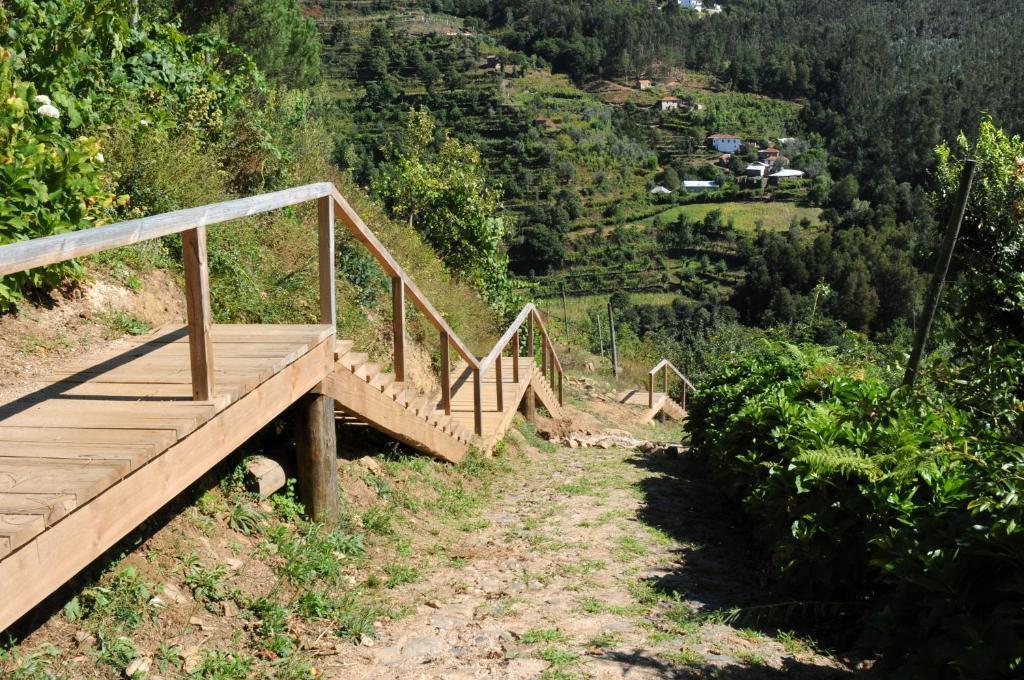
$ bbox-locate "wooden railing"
[648,359,695,410]
[0,182,564,437]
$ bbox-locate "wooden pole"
[648,372,653,408]
[903,160,976,388]
[392,278,406,382]
[317,196,336,326]
[663,366,668,395]
[182,226,215,401]
[558,369,563,405]
[495,352,504,412]
[512,331,520,382]
[608,302,619,378]
[560,281,569,343]
[439,330,451,415]
[527,312,535,357]
[294,393,339,522]
[472,368,483,436]
[520,384,536,421]
[597,310,604,357]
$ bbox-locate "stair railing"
[0,182,564,438]
[648,359,695,410]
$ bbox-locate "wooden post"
[439,331,451,415]
[294,393,339,522]
[472,368,483,436]
[681,385,686,411]
[549,351,556,390]
[904,160,976,388]
[182,226,215,401]
[597,310,604,357]
[663,366,669,395]
[608,302,619,378]
[560,281,569,343]
[512,330,520,382]
[317,196,336,326]
[392,277,406,382]
[541,337,548,376]
[495,353,504,412]
[520,384,536,421]
[527,313,535,357]
[558,369,563,405]
[648,372,654,408]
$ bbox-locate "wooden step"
[338,351,368,371]
[334,339,354,361]
[370,372,395,391]
[355,362,380,382]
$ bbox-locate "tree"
[377,110,515,312]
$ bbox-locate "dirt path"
[319,437,865,679]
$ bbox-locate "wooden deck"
[0,323,335,631]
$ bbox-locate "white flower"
[139,118,150,127]
[95,152,105,163]
[33,94,51,106]
[36,104,60,118]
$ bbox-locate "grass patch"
[661,649,705,667]
[613,535,648,561]
[640,201,821,233]
[521,628,567,644]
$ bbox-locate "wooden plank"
[0,458,129,502]
[0,513,46,552]
[318,195,336,326]
[0,427,175,448]
[0,493,77,523]
[183,226,215,401]
[0,336,334,633]
[0,443,157,471]
[0,183,332,277]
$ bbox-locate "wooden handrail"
[648,359,695,392]
[0,180,567,439]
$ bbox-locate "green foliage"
[376,110,517,313]
[688,341,1024,677]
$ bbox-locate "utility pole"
[608,301,619,378]
[903,159,976,388]
[597,309,605,357]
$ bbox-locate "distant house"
[777,137,797,146]
[708,133,741,153]
[650,185,673,195]
[717,153,732,167]
[745,162,770,178]
[758,147,780,162]
[657,96,681,112]
[679,0,722,13]
[484,55,501,70]
[683,180,719,192]
[638,79,653,91]
[768,169,805,184]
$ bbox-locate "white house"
[657,96,681,112]
[744,162,770,178]
[768,169,805,184]
[708,133,741,153]
[683,180,718,192]
[650,185,672,195]
[679,0,703,9]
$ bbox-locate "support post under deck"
[295,393,339,522]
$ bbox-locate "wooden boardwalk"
[0,324,335,629]
[0,182,565,634]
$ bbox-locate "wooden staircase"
[0,181,567,632]
[619,359,694,424]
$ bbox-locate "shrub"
[687,341,1024,678]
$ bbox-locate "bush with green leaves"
[687,341,1024,678]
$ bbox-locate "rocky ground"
[315,431,868,679]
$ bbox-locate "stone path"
[318,438,868,679]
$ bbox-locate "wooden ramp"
[0,324,335,631]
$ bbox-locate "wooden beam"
[440,331,451,415]
[294,393,339,523]
[472,368,483,436]
[495,353,503,412]
[512,331,520,383]
[317,196,336,327]
[392,278,406,382]
[182,226,215,401]
[0,183,333,277]
[520,384,536,422]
